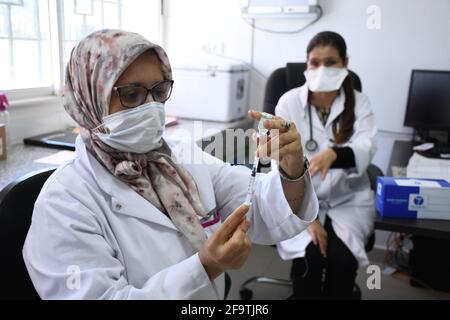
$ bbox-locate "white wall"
[7,98,76,145]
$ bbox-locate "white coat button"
[115,203,122,210]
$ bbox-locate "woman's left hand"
[309,148,337,180]
[249,110,304,178]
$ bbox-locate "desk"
[0,117,254,191]
[375,216,450,240]
[375,140,450,292]
[375,139,450,239]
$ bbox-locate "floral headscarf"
[63,29,208,250]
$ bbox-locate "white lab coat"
[23,135,318,300]
[276,84,377,267]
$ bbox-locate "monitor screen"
[404,70,450,130]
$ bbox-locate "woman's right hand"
[199,205,252,280]
[308,220,328,258]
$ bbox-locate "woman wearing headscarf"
[23,30,318,300]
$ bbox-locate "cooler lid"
[172,58,250,73]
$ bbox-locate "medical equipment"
[376,177,450,220]
[164,59,250,122]
[241,0,319,18]
[244,113,274,205]
[305,103,319,152]
[240,0,322,35]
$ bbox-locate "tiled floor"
[226,244,450,300]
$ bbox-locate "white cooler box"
[165,61,250,122]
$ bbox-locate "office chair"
[239,63,381,300]
[0,168,56,300]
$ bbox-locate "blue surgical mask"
[94,102,166,154]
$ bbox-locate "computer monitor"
[404,70,450,131]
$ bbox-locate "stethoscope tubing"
[306,102,319,153]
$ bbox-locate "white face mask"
[94,102,165,154]
[304,66,349,92]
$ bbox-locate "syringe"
[244,153,260,206]
[244,112,274,206]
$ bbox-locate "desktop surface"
[23,129,78,151]
[375,214,450,240]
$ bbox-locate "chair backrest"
[365,164,384,252]
[0,168,56,300]
[263,62,362,115]
[366,164,384,193]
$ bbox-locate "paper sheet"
[395,179,441,188]
[34,150,75,165]
[407,153,450,182]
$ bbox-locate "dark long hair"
[306,31,355,144]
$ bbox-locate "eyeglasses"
[113,80,174,108]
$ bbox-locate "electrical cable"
[384,232,439,296]
[242,5,323,35]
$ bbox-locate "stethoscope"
[305,102,319,153]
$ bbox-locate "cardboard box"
[0,124,6,160]
[376,177,450,220]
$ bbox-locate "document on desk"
[407,153,450,182]
[34,150,75,166]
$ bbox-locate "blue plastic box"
[376,177,450,220]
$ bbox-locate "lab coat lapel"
[75,136,179,232]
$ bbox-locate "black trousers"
[291,216,358,300]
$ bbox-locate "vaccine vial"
[257,112,273,137]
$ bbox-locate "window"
[61,0,122,66]
[0,0,52,91]
[1,0,163,99]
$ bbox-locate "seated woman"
[23,30,318,300]
[276,31,377,300]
